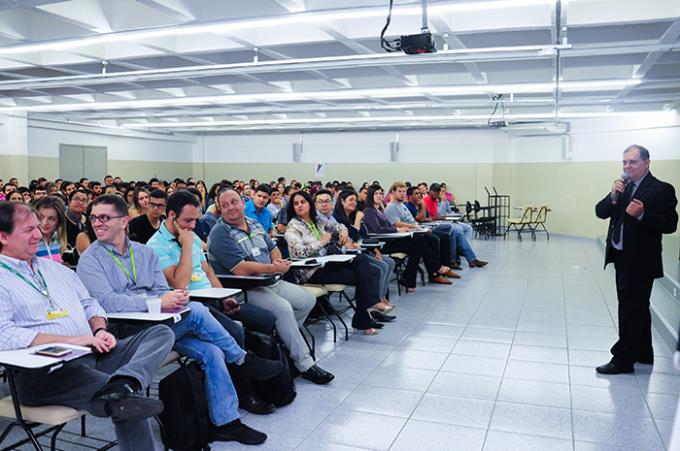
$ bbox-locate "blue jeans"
[367,254,395,298]
[436,222,477,262]
[170,301,246,426]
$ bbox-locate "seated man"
[386,181,460,277]
[128,188,166,244]
[208,187,334,385]
[245,184,274,235]
[421,183,487,268]
[0,201,173,451]
[147,191,278,414]
[267,189,283,220]
[77,194,280,445]
[195,202,221,243]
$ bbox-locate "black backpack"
[158,362,212,451]
[245,331,297,407]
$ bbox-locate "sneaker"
[211,419,267,445]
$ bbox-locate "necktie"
[612,182,635,245]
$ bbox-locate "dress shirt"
[77,239,171,313]
[146,221,210,290]
[0,254,105,350]
[611,172,647,250]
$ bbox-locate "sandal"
[362,328,379,336]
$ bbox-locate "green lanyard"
[101,242,137,285]
[308,222,321,241]
[0,260,56,307]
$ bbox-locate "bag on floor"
[245,331,297,406]
[158,361,212,451]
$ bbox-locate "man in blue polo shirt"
[244,184,274,234]
[147,191,277,415]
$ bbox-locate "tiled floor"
[3,235,678,450]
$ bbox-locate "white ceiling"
[0,0,678,133]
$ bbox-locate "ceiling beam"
[429,16,486,83]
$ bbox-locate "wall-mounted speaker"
[292,142,303,162]
[390,141,399,162]
[560,135,572,160]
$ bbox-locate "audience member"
[65,189,89,249]
[34,196,68,263]
[77,194,279,445]
[245,184,274,233]
[285,191,392,334]
[128,189,167,244]
[331,189,396,312]
[208,188,334,384]
[0,201,174,451]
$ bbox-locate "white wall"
[196,129,513,164]
[28,119,196,162]
[0,114,28,156]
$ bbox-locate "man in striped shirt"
[0,201,174,451]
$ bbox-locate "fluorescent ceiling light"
[123,110,673,129]
[0,79,640,114]
[0,0,557,56]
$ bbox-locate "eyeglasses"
[71,197,88,203]
[89,214,126,224]
[316,199,332,204]
[148,202,166,209]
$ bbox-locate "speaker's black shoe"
[596,361,634,374]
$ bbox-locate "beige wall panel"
[507,160,680,239]
[0,155,29,183]
[107,160,193,182]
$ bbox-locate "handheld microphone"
[612,172,630,205]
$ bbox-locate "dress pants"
[18,325,175,451]
[611,252,655,365]
[430,229,452,267]
[382,239,423,288]
[246,281,316,372]
[306,253,379,330]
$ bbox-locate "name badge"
[47,307,69,320]
[251,247,262,257]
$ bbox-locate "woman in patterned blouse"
[284,191,387,336]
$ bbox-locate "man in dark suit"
[595,145,678,374]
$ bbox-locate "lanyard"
[101,242,137,285]
[308,221,321,240]
[0,260,55,307]
[42,234,55,259]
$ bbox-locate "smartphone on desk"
[34,346,72,358]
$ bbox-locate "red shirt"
[423,195,439,218]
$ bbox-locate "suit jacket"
[595,171,678,280]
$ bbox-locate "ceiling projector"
[399,32,437,54]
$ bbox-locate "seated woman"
[34,196,69,264]
[75,203,97,256]
[362,185,452,292]
[128,186,150,219]
[333,189,396,312]
[284,191,386,335]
